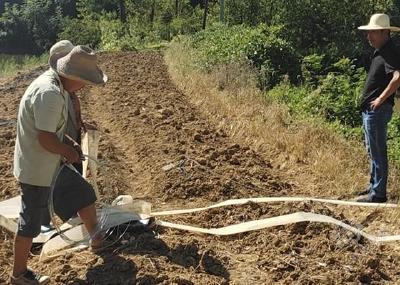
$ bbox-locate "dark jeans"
[362,103,393,200]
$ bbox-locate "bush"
[269,57,366,128]
[388,114,400,165]
[24,0,63,52]
[190,23,252,67]
[301,54,326,87]
[309,58,366,127]
[0,1,63,54]
[59,17,101,48]
[244,25,300,89]
[190,23,299,89]
[0,4,35,54]
[100,15,145,51]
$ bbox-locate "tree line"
[0,0,398,56]
[0,0,211,54]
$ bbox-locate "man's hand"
[370,97,384,110]
[64,134,85,161]
[37,130,81,163]
[73,142,85,160]
[63,145,81,163]
[370,70,400,111]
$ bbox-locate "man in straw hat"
[11,40,107,285]
[356,14,400,203]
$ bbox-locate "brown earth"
[1,52,400,284]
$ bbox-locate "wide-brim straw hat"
[358,13,400,32]
[49,44,107,85]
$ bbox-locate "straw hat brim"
[358,25,400,32]
[53,45,108,85]
[57,69,108,85]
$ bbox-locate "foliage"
[0,3,34,54]
[24,0,63,51]
[225,0,274,27]
[190,23,253,67]
[100,15,138,51]
[76,0,120,18]
[0,0,64,54]
[269,57,366,128]
[190,23,299,89]
[301,54,326,87]
[244,25,300,89]
[57,0,210,51]
[388,114,400,165]
[225,0,399,59]
[58,16,101,48]
[309,58,366,127]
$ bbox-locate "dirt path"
[1,52,400,284]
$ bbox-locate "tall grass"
[164,38,400,201]
[0,53,48,78]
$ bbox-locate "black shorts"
[17,165,97,238]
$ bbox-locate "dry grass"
[0,53,47,78]
[164,41,400,201]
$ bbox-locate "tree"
[202,0,208,29]
[59,0,77,17]
[24,0,63,52]
[0,3,34,53]
[118,0,126,22]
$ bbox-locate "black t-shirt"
[360,39,400,111]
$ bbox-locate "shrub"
[0,4,35,54]
[309,58,366,127]
[388,114,400,165]
[59,17,101,48]
[0,1,63,54]
[100,15,144,51]
[244,25,300,89]
[269,57,366,128]
[301,54,326,87]
[190,23,299,89]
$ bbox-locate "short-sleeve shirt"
[360,39,400,111]
[13,69,69,187]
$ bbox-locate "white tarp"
[40,207,147,261]
[0,196,57,243]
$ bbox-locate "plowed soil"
[1,51,400,284]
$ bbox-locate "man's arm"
[370,70,400,110]
[37,130,80,163]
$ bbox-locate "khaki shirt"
[13,69,69,187]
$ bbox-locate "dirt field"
[1,51,400,284]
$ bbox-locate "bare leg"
[12,235,32,277]
[77,203,102,247]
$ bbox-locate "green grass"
[0,53,48,78]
